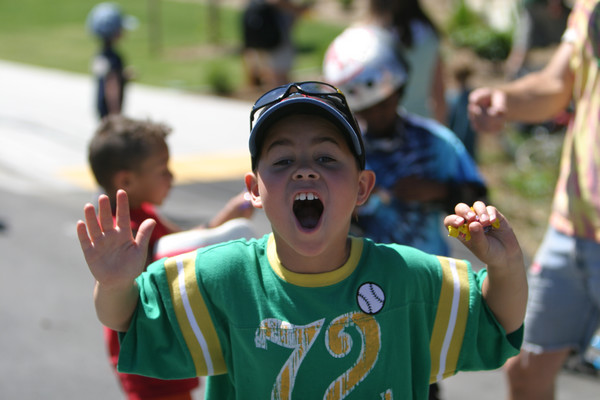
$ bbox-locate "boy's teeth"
[295,192,318,200]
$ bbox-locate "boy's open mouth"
[293,192,323,230]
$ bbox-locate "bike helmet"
[323,24,409,112]
[86,2,137,39]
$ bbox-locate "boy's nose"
[293,167,319,180]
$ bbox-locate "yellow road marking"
[58,152,251,190]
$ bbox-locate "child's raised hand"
[76,189,156,289]
[207,190,255,228]
[444,201,523,270]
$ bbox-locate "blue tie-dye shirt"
[355,110,486,256]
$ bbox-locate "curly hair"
[88,115,171,192]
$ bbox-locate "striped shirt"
[551,0,600,240]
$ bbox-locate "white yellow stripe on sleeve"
[429,256,470,383]
[164,252,227,376]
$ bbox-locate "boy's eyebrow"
[264,137,293,153]
[313,136,342,147]
[265,135,342,154]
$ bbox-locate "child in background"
[324,25,487,257]
[88,115,254,400]
[86,2,136,119]
[77,82,527,399]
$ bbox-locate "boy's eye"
[273,158,293,166]
[317,155,336,163]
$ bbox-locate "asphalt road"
[0,181,267,400]
[0,60,598,399]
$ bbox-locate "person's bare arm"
[502,41,574,121]
[93,280,140,332]
[153,191,253,243]
[76,190,155,331]
[469,41,575,132]
[206,191,254,228]
[445,202,527,333]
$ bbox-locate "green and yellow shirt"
[118,235,521,399]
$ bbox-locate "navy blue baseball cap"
[249,82,365,170]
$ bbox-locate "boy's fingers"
[485,205,498,226]
[444,214,465,227]
[76,220,93,251]
[463,225,488,255]
[83,203,102,238]
[98,194,114,231]
[135,218,157,250]
[471,201,489,225]
[471,201,487,215]
[115,190,132,233]
[448,202,504,246]
[454,203,475,220]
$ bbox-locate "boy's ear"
[244,172,263,209]
[113,170,134,191]
[356,170,376,206]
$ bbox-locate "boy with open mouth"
[77,81,527,399]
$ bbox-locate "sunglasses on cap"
[250,81,359,132]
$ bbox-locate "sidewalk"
[0,59,252,194]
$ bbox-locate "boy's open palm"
[76,190,156,289]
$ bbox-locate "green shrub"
[205,61,234,95]
[446,0,512,62]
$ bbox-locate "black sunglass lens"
[254,86,288,109]
[298,82,337,94]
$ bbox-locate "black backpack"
[242,2,282,49]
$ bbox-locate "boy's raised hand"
[77,189,156,289]
[446,201,527,333]
[444,201,522,270]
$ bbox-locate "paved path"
[0,59,252,194]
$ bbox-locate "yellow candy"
[448,224,471,241]
[447,218,500,241]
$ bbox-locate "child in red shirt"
[88,115,255,399]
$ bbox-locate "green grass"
[0,0,345,93]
